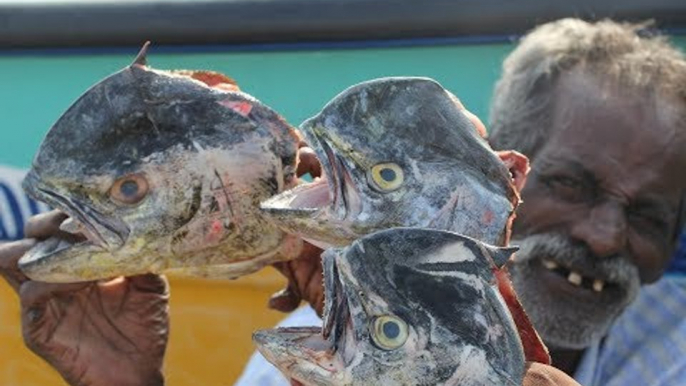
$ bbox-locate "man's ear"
[496,151,529,194]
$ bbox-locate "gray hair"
[488,18,686,159]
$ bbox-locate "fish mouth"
[253,253,354,385]
[19,170,132,282]
[260,128,362,248]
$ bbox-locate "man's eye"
[544,176,590,203]
[628,210,668,233]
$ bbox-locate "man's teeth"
[567,271,582,286]
[542,259,606,292]
[592,279,605,292]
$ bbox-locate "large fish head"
[254,228,525,386]
[261,77,518,249]
[20,50,299,282]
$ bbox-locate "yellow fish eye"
[369,163,404,192]
[371,315,409,350]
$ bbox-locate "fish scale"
[254,228,528,386]
[19,45,302,282]
[260,77,518,250]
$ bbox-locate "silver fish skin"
[19,52,302,283]
[260,77,518,249]
[254,227,525,386]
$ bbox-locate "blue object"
[0,166,48,241]
[667,231,686,274]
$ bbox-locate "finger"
[268,286,302,313]
[296,147,322,178]
[0,239,37,292]
[496,150,530,194]
[128,273,169,295]
[523,362,581,386]
[24,210,68,239]
[19,281,90,315]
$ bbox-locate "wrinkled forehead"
[546,70,686,191]
[553,69,685,140]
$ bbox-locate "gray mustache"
[511,232,640,287]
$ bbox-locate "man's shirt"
[575,275,686,386]
[667,231,686,273]
[0,165,48,241]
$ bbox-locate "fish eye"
[371,315,409,350]
[368,163,404,192]
[110,174,149,205]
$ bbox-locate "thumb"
[268,286,302,313]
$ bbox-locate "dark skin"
[0,121,579,386]
[271,116,581,386]
[270,142,325,316]
[0,144,323,386]
[269,110,531,317]
[0,211,169,386]
[509,71,686,374]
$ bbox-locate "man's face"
[509,71,686,350]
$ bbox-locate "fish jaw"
[260,124,367,248]
[18,60,302,282]
[19,171,142,282]
[23,170,130,251]
[253,327,349,386]
[260,182,360,249]
[18,236,161,282]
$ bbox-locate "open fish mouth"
[253,254,353,385]
[260,128,362,247]
[19,171,131,282]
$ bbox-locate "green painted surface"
[1,36,684,168]
[0,44,512,168]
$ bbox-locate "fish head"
[254,228,525,385]
[261,77,518,249]
[20,50,299,282]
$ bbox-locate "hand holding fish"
[0,210,169,386]
[269,241,325,315]
[270,143,326,315]
[523,362,582,386]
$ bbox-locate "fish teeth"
[542,260,559,270]
[592,279,605,293]
[567,271,583,286]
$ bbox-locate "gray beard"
[509,232,640,350]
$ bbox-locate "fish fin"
[495,269,551,365]
[488,246,518,269]
[132,41,151,67]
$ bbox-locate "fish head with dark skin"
[261,77,518,249]
[254,228,525,386]
[20,45,301,282]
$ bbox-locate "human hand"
[269,241,325,316]
[0,210,169,386]
[523,362,582,386]
[269,141,326,315]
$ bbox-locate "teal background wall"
[1,36,684,168]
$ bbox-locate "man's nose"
[570,201,628,258]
